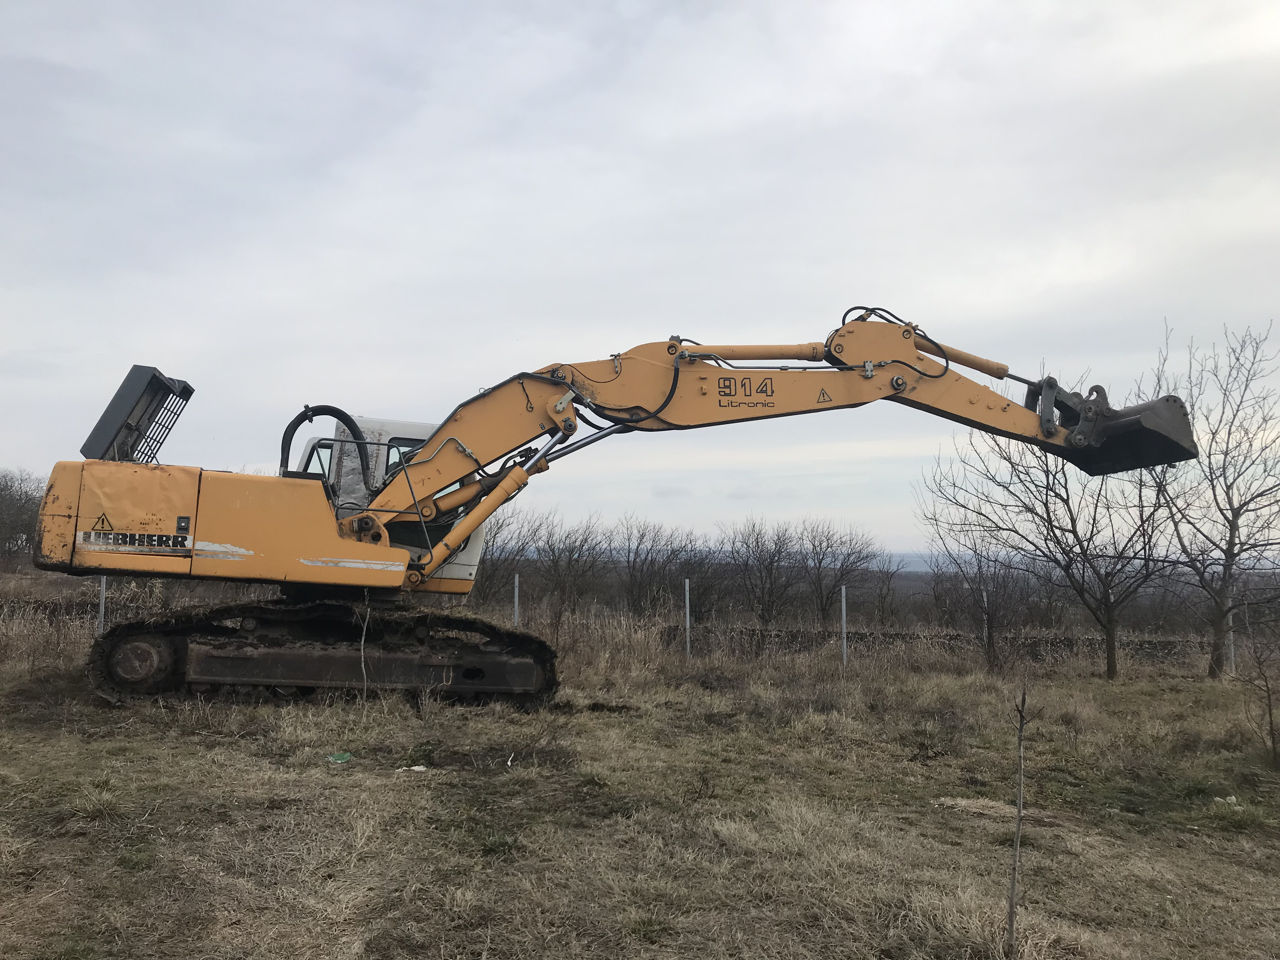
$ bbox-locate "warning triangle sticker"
[92,513,113,532]
[816,389,833,404]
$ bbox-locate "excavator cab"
[291,417,432,514]
[285,413,488,584]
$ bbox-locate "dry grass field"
[1,577,1278,959]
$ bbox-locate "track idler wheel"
[93,632,184,697]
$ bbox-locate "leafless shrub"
[470,508,548,607]
[868,552,907,626]
[0,469,44,571]
[530,513,612,637]
[615,515,699,617]
[1238,620,1280,768]
[672,535,731,624]
[795,517,879,626]
[1005,688,1041,960]
[924,531,1038,673]
[721,517,801,627]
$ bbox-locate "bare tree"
[721,517,801,627]
[531,513,613,636]
[868,552,907,626]
[0,469,44,570]
[795,518,880,626]
[1149,326,1280,678]
[673,533,729,625]
[924,533,1036,672]
[615,515,698,616]
[469,508,548,608]
[922,435,1168,679]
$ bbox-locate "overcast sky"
[3,1,1278,551]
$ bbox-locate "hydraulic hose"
[278,404,376,493]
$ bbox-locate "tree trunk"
[1225,605,1236,676]
[1264,670,1279,770]
[1208,607,1231,679]
[1105,621,1118,680]
[982,589,999,674]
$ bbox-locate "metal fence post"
[513,573,520,627]
[841,583,847,668]
[981,587,990,662]
[684,578,691,661]
[97,576,107,637]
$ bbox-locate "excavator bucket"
[1057,394,1198,476]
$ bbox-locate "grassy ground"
[1,589,1278,959]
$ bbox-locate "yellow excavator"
[35,307,1197,701]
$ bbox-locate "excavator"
[34,307,1198,702]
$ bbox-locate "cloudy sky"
[3,1,1278,551]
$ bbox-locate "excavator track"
[87,600,556,705]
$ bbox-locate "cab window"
[385,438,423,478]
[304,443,332,478]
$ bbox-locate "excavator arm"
[351,310,1195,584]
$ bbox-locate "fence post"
[981,587,991,668]
[841,583,847,669]
[684,578,691,661]
[513,573,520,627]
[97,576,107,637]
